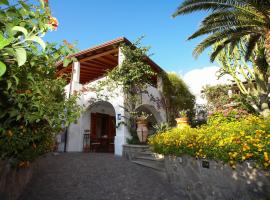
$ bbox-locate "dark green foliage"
[0,0,80,166]
[153,122,171,134]
[202,84,230,110]
[106,38,156,94]
[203,84,255,113]
[162,72,195,125]
[127,134,141,145]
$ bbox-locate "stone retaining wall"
[165,155,270,200]
[0,160,36,200]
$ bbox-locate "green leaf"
[27,73,34,82]
[39,0,44,8]
[0,33,12,50]
[18,103,22,109]
[63,58,71,67]
[16,114,22,121]
[7,80,11,90]
[15,48,27,66]
[0,61,6,76]
[0,0,9,5]
[27,36,46,50]
[12,75,19,85]
[12,26,28,36]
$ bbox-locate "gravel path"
[19,153,179,200]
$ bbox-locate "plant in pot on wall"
[136,112,151,143]
[175,110,189,128]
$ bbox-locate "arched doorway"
[86,101,116,153]
[136,104,162,135]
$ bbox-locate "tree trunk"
[262,30,270,118]
[264,30,270,68]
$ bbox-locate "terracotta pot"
[175,117,189,128]
[136,119,148,143]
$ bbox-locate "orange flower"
[242,143,250,151]
[63,40,74,49]
[48,16,58,30]
[7,130,13,137]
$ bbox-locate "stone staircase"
[123,145,165,172]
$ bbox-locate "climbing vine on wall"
[94,37,156,136]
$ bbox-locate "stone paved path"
[19,153,179,200]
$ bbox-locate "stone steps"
[123,144,165,172]
[131,151,165,172]
[131,160,165,172]
[133,151,164,159]
[134,155,164,162]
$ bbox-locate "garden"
[147,0,270,199]
[1,0,270,199]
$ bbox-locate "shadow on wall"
[165,155,270,200]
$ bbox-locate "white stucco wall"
[140,84,167,122]
[65,76,131,155]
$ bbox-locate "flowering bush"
[0,0,80,167]
[149,112,270,169]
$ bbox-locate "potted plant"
[175,110,189,127]
[136,112,151,143]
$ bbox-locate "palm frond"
[245,34,261,60]
[210,39,235,62]
[173,0,270,64]
[243,0,270,23]
[173,0,261,19]
[229,40,238,54]
[188,24,261,40]
[202,10,266,26]
[193,27,256,58]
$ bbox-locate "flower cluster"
[48,16,59,31]
[149,114,270,169]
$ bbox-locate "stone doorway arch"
[83,101,116,153]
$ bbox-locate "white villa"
[56,37,167,156]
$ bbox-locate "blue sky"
[44,0,215,74]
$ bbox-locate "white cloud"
[182,66,233,104]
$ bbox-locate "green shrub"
[161,72,195,126]
[0,1,80,167]
[153,122,171,134]
[149,112,270,169]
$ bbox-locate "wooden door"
[108,116,116,138]
[91,113,97,138]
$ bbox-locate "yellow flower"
[240,131,245,136]
[257,144,264,152]
[242,143,250,151]
[264,152,269,162]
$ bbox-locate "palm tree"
[173,0,270,65]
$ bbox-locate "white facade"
[61,48,167,156]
